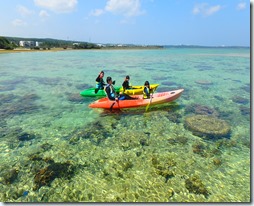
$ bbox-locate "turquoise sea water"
[0,48,250,202]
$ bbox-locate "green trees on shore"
[1,36,100,50]
[0,37,17,50]
[72,42,100,49]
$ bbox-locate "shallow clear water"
[0,48,250,202]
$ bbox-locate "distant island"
[0,36,249,52]
[0,36,163,51]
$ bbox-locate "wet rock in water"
[1,95,42,118]
[185,175,210,198]
[66,93,84,103]
[34,77,64,86]
[0,94,17,105]
[2,168,19,184]
[240,84,250,93]
[192,142,207,157]
[0,84,16,92]
[166,111,182,123]
[184,115,231,139]
[214,95,224,101]
[75,83,92,90]
[232,96,249,105]
[67,119,114,145]
[185,104,219,117]
[161,81,177,86]
[40,142,53,151]
[168,136,188,145]
[213,158,222,166]
[20,93,40,102]
[151,156,176,183]
[156,86,172,92]
[139,138,149,146]
[17,132,36,141]
[33,161,75,191]
[239,106,250,116]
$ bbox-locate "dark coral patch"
[239,106,250,116]
[33,161,75,191]
[17,132,37,141]
[185,104,219,116]
[185,175,210,198]
[2,169,19,185]
[0,94,17,105]
[195,80,213,85]
[75,83,92,90]
[232,96,249,105]
[240,84,250,93]
[66,93,84,103]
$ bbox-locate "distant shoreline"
[0,45,249,54]
[0,46,164,54]
[0,48,78,54]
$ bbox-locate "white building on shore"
[19,41,42,48]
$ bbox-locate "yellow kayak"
[120,84,159,95]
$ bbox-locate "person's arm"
[95,75,100,82]
[122,81,127,91]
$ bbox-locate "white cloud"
[90,0,145,17]
[90,9,104,16]
[105,0,145,17]
[193,3,222,16]
[39,10,50,18]
[12,19,27,27]
[17,5,34,16]
[34,0,77,13]
[237,2,246,10]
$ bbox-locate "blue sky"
[0,0,250,46]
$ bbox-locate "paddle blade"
[145,102,150,112]
[110,102,115,111]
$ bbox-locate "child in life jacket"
[122,75,132,92]
[95,71,106,93]
[105,76,136,101]
[143,81,151,99]
[95,71,115,93]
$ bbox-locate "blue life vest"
[143,87,150,99]
[105,84,116,99]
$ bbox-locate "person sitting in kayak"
[95,71,106,94]
[95,71,115,93]
[143,81,152,99]
[122,75,132,92]
[105,76,136,101]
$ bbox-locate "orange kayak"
[89,89,184,109]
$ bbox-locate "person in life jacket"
[95,71,106,94]
[122,75,132,92]
[143,81,151,99]
[105,76,136,101]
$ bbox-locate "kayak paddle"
[145,87,156,112]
